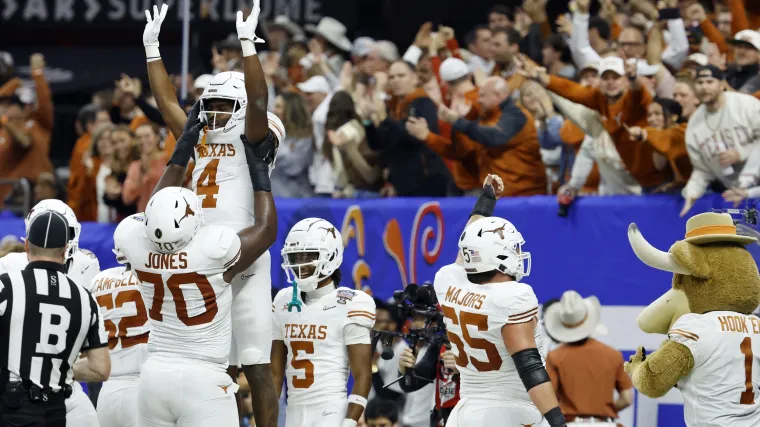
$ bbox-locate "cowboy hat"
[544,290,601,343]
[263,15,305,39]
[305,17,353,52]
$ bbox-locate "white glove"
[143,4,168,61]
[340,419,358,427]
[236,0,265,57]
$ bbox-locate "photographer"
[398,323,459,427]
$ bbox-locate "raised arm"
[144,4,188,140]
[152,101,205,196]
[236,0,270,144]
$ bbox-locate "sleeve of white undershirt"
[343,322,372,345]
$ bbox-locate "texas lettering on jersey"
[196,143,236,159]
[284,324,328,340]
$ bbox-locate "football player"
[271,218,375,427]
[118,109,278,426]
[433,175,567,427]
[0,199,102,427]
[142,3,281,423]
[89,214,150,427]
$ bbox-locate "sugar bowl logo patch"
[337,289,356,305]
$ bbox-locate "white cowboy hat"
[544,290,601,343]
[305,17,353,52]
[263,15,305,39]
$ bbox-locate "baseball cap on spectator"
[683,53,708,68]
[218,33,242,51]
[599,57,625,76]
[579,61,600,74]
[729,30,760,51]
[695,64,725,81]
[27,211,70,249]
[193,74,214,91]
[352,37,376,58]
[296,75,330,94]
[439,58,470,82]
[371,41,400,63]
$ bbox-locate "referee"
[0,211,110,426]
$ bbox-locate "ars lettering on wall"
[12,0,322,24]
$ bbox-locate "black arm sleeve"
[399,342,443,393]
[512,348,550,391]
[451,100,527,147]
[135,97,167,126]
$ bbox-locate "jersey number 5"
[289,341,315,389]
[442,306,503,371]
[197,159,220,208]
[135,271,218,326]
[740,337,756,405]
[95,290,149,350]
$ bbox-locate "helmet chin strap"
[287,282,302,312]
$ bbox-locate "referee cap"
[27,211,70,249]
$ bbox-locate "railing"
[0,178,33,217]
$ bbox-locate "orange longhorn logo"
[176,197,195,227]
[319,226,337,238]
[219,385,228,394]
[484,224,507,239]
[520,424,534,427]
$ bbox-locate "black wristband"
[470,185,496,218]
[249,161,271,192]
[658,8,680,21]
[544,407,566,427]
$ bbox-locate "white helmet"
[458,217,531,281]
[144,187,205,253]
[266,111,285,171]
[199,71,247,133]
[113,213,145,264]
[25,199,80,261]
[281,218,343,292]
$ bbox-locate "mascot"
[624,212,760,426]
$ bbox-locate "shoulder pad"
[75,249,101,269]
[199,225,240,260]
[273,287,293,306]
[0,253,26,275]
[341,288,376,327]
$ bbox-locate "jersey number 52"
[95,290,149,350]
[442,306,503,371]
[135,271,218,326]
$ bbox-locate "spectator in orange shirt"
[67,104,112,220]
[0,54,53,207]
[438,76,547,196]
[122,123,168,213]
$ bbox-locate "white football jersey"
[433,263,545,403]
[193,120,275,228]
[0,249,100,288]
[90,266,150,378]
[272,287,375,406]
[120,223,241,371]
[669,311,760,426]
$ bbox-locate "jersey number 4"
[95,290,149,350]
[290,341,315,389]
[135,271,218,326]
[197,159,220,208]
[740,337,756,405]
[442,306,503,371]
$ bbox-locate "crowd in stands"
[3,0,760,224]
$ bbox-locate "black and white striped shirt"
[0,260,107,392]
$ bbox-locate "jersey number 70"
[442,305,503,371]
[135,271,218,326]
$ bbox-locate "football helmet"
[281,218,343,292]
[112,213,145,264]
[199,71,247,133]
[458,216,531,281]
[25,199,81,261]
[144,187,205,253]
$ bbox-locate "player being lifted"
[141,1,281,425]
[89,213,150,427]
[271,218,375,427]
[0,199,103,427]
[433,175,567,427]
[118,104,278,426]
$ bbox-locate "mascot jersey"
[434,263,547,404]
[669,312,760,426]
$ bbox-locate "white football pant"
[97,376,140,427]
[567,422,617,426]
[137,357,238,427]
[445,397,543,427]
[66,381,100,427]
[229,250,272,366]
[285,399,348,427]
